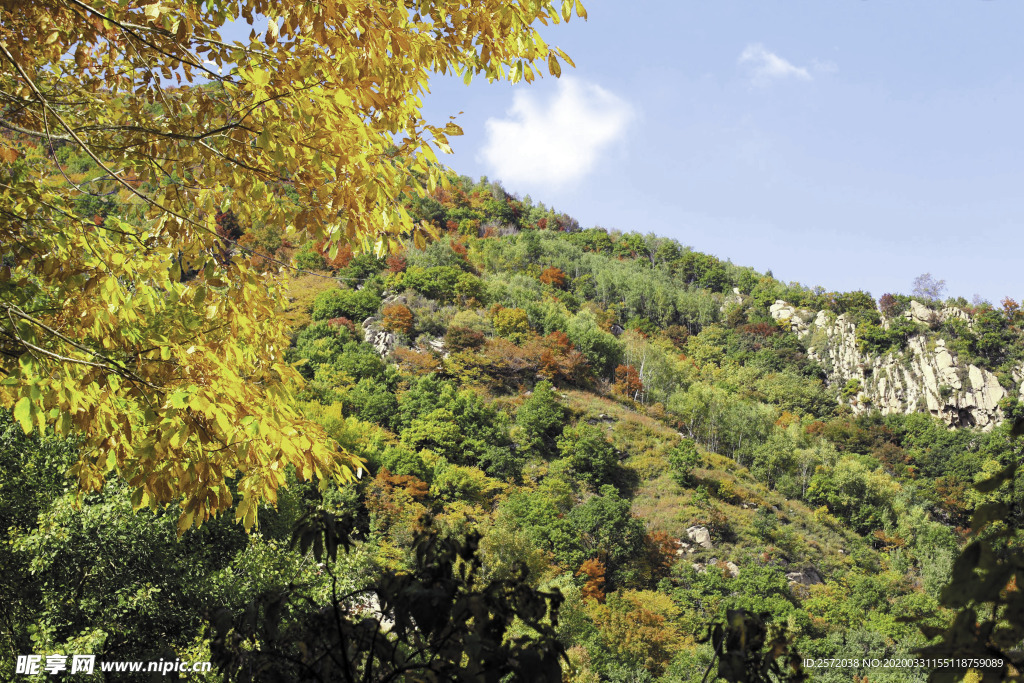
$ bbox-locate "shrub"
[294,241,328,271]
[311,286,382,322]
[667,440,700,488]
[492,307,532,344]
[445,325,486,351]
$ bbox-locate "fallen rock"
[725,561,740,578]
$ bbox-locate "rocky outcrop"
[769,300,813,335]
[795,304,1012,430]
[363,317,396,356]
[786,566,823,586]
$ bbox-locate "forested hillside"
[5,163,1024,681]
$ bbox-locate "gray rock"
[686,525,713,549]
[786,567,823,586]
[793,298,1008,430]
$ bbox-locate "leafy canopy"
[0,0,584,530]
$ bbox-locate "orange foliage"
[871,529,906,550]
[577,558,606,602]
[775,410,800,428]
[612,364,643,400]
[644,531,677,580]
[451,240,469,259]
[537,332,590,384]
[393,347,443,375]
[381,303,415,335]
[539,266,567,289]
[444,332,592,390]
[376,468,430,500]
[805,420,826,436]
[386,253,407,273]
[365,469,430,539]
[1003,297,1021,326]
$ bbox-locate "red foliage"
[446,219,459,233]
[451,240,469,259]
[386,253,407,273]
[879,293,898,316]
[739,322,780,338]
[539,266,567,289]
[537,331,589,384]
[445,325,486,351]
[663,325,690,349]
[215,210,244,242]
[536,217,548,230]
[319,241,353,270]
[327,317,357,336]
[544,330,573,354]
[214,210,245,262]
[1003,297,1021,326]
[805,421,826,436]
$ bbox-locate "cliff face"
[769,301,1021,431]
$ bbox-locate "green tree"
[516,381,568,459]
[557,422,618,486]
[668,439,701,488]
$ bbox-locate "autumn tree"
[381,303,415,336]
[539,266,568,289]
[0,0,586,530]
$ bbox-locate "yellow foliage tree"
[0,0,584,530]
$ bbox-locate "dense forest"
[5,142,1024,681]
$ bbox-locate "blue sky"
[413,0,1024,305]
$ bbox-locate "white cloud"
[479,77,634,187]
[738,44,812,85]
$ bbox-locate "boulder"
[686,525,713,549]
[907,300,937,324]
[725,561,740,578]
[786,567,823,586]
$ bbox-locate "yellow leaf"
[13,397,32,434]
[143,2,161,22]
[548,53,561,77]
